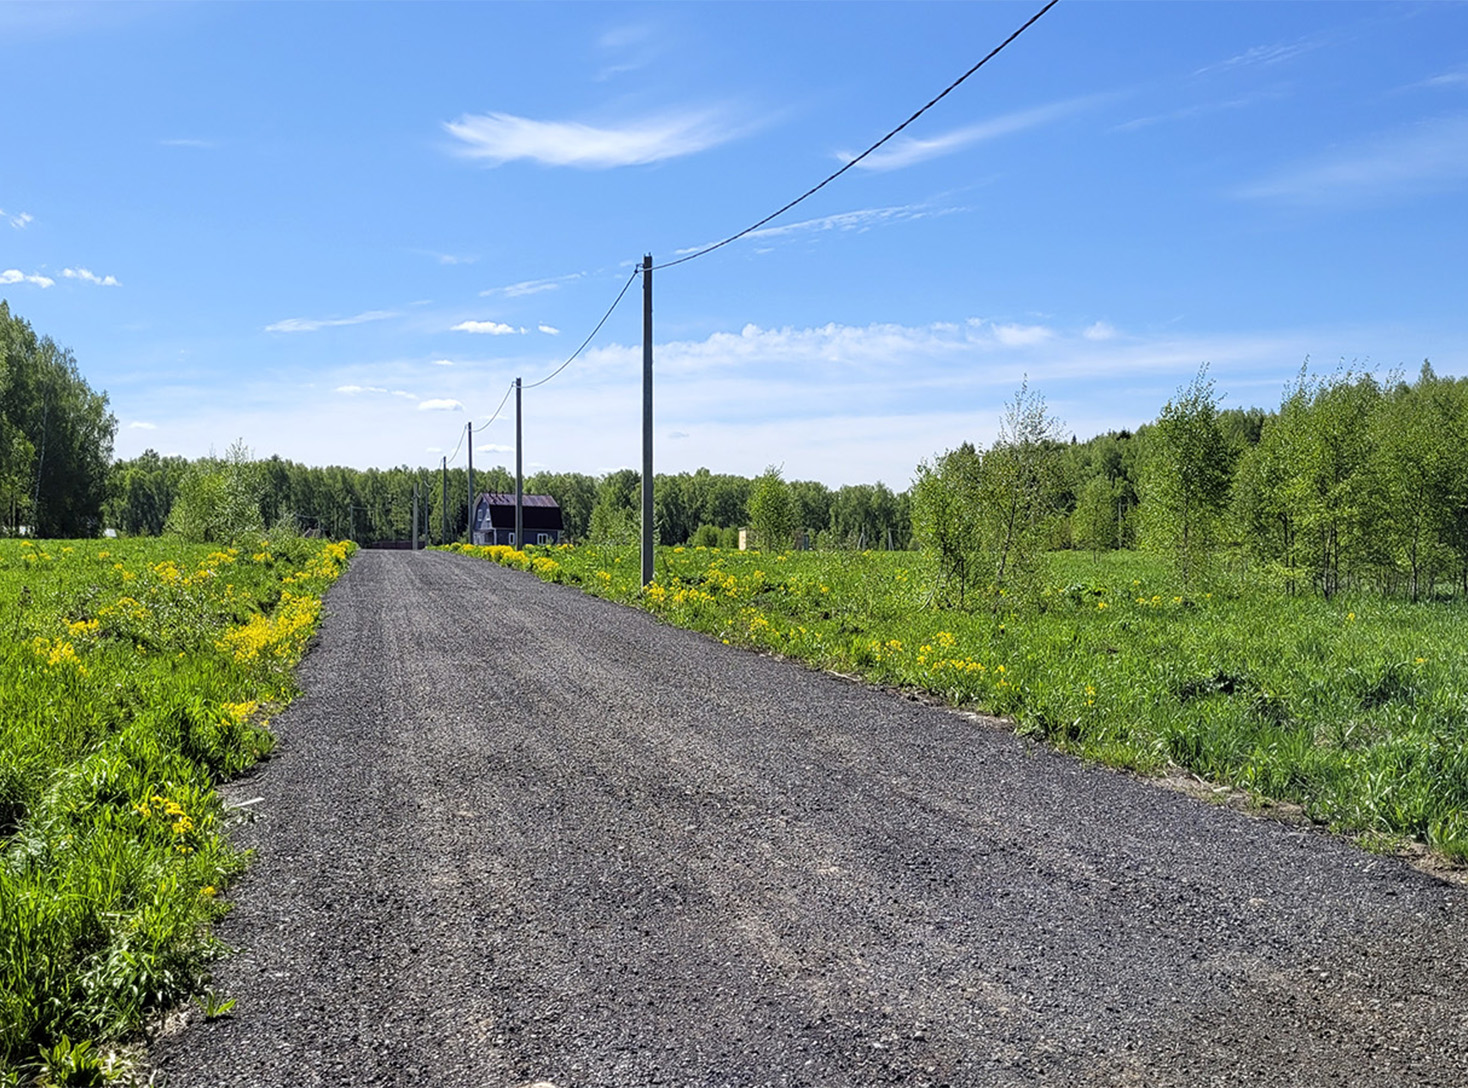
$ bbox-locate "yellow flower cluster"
[134,794,196,845]
[31,637,86,673]
[219,592,321,663]
[221,700,260,724]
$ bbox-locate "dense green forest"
[7,303,1468,601]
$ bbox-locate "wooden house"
[471,492,564,546]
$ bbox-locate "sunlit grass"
[0,536,354,1080]
[447,542,1468,862]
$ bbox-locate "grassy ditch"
[445,541,1468,862]
[0,536,353,1084]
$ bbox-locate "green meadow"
[452,542,1468,863]
[0,536,352,1084]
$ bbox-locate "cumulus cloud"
[1084,321,1118,342]
[62,267,120,286]
[443,109,737,168]
[1,269,54,287]
[452,320,522,335]
[538,324,560,336]
[418,398,464,412]
[992,323,1055,347]
[431,359,454,366]
[841,96,1106,172]
[1237,114,1468,205]
[266,310,397,333]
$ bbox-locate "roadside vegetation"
[0,535,353,1084]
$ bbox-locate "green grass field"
[0,536,353,1084]
[450,542,1468,863]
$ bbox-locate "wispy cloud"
[476,443,513,454]
[418,398,464,412]
[452,320,523,335]
[62,267,120,286]
[127,421,157,430]
[160,137,215,149]
[674,201,957,257]
[1237,114,1468,205]
[1,269,54,288]
[1084,321,1118,342]
[1411,66,1468,91]
[265,310,397,333]
[840,96,1106,172]
[444,109,739,168]
[480,273,582,298]
[436,253,477,265]
[1195,35,1325,77]
[431,359,455,366]
[336,384,418,401]
[2,209,32,229]
[1113,92,1282,134]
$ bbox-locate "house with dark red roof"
[471,492,563,546]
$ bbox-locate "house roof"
[478,492,559,508]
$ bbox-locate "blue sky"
[2,1,1466,487]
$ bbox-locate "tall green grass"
[0,536,353,1082]
[449,542,1468,861]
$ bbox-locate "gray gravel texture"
[153,550,1468,1088]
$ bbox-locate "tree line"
[9,304,1467,601]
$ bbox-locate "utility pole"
[641,253,654,588]
[412,481,419,551]
[441,456,448,544]
[466,421,475,544]
[515,377,524,549]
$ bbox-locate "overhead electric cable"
[652,0,1060,272]
[446,380,516,466]
[523,267,641,390]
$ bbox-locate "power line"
[651,0,1060,272]
[523,268,640,390]
[446,380,516,466]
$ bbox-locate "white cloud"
[127,421,157,430]
[336,385,386,394]
[452,320,522,335]
[266,310,397,333]
[62,267,120,287]
[538,324,560,336]
[1195,35,1324,77]
[842,96,1105,172]
[437,253,477,265]
[1418,68,1468,90]
[0,269,54,288]
[444,109,737,168]
[391,390,417,400]
[993,323,1055,347]
[481,274,582,298]
[674,201,954,257]
[476,443,513,454]
[3,209,32,229]
[1238,114,1468,205]
[431,359,454,366]
[418,398,464,412]
[1084,321,1118,342]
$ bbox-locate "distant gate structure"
[471,492,564,547]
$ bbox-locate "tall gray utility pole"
[641,253,654,588]
[514,377,524,549]
[441,456,448,544]
[412,481,419,551]
[466,421,475,544]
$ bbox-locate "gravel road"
[153,550,1468,1087]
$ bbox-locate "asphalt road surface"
[154,550,1468,1087]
